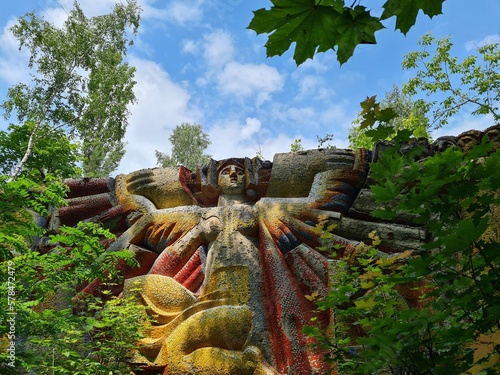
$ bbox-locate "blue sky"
[0,0,499,175]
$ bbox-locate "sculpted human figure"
[121,161,276,374]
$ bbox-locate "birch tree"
[1,0,141,179]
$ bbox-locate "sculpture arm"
[116,167,193,211]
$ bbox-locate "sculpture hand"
[123,168,192,209]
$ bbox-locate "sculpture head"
[218,164,245,195]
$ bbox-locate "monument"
[47,125,498,374]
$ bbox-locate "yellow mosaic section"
[198,265,250,305]
[125,266,276,374]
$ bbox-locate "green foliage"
[256,145,266,160]
[370,137,500,374]
[290,138,304,152]
[2,0,141,178]
[0,175,67,260]
[307,138,500,374]
[0,122,81,181]
[0,221,146,374]
[349,86,430,149]
[6,294,146,375]
[402,33,500,128]
[248,0,445,65]
[381,0,444,34]
[306,37,500,368]
[317,133,335,149]
[156,122,212,170]
[0,2,146,364]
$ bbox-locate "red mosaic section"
[258,225,330,375]
[172,247,204,293]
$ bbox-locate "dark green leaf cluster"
[349,86,431,149]
[0,2,146,365]
[248,0,445,65]
[307,136,500,374]
[0,122,81,181]
[0,175,67,260]
[369,136,499,374]
[0,221,148,374]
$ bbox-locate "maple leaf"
[249,0,341,64]
[334,6,384,64]
[361,95,377,114]
[248,0,382,65]
[377,107,399,122]
[381,0,444,35]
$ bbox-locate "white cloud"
[194,29,284,106]
[257,133,302,161]
[0,19,30,85]
[205,115,339,163]
[265,100,354,149]
[207,119,254,159]
[319,102,351,125]
[56,0,118,16]
[241,117,261,138]
[162,1,204,24]
[203,30,235,67]
[294,75,332,101]
[217,62,284,105]
[207,118,296,161]
[55,0,206,27]
[182,39,198,54]
[39,8,68,28]
[116,57,196,175]
[286,106,317,125]
[295,55,330,73]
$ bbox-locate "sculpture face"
[218,165,245,195]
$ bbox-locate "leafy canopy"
[0,221,148,373]
[0,122,80,181]
[298,27,500,375]
[0,175,67,260]
[156,122,212,170]
[403,32,500,128]
[306,137,500,374]
[248,0,445,65]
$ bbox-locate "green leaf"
[334,6,384,64]
[250,0,340,65]
[377,107,399,122]
[371,184,395,202]
[318,0,344,13]
[354,297,376,309]
[365,125,394,141]
[381,0,444,35]
[248,0,383,65]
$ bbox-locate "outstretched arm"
[116,167,193,210]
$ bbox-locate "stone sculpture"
[48,124,498,375]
